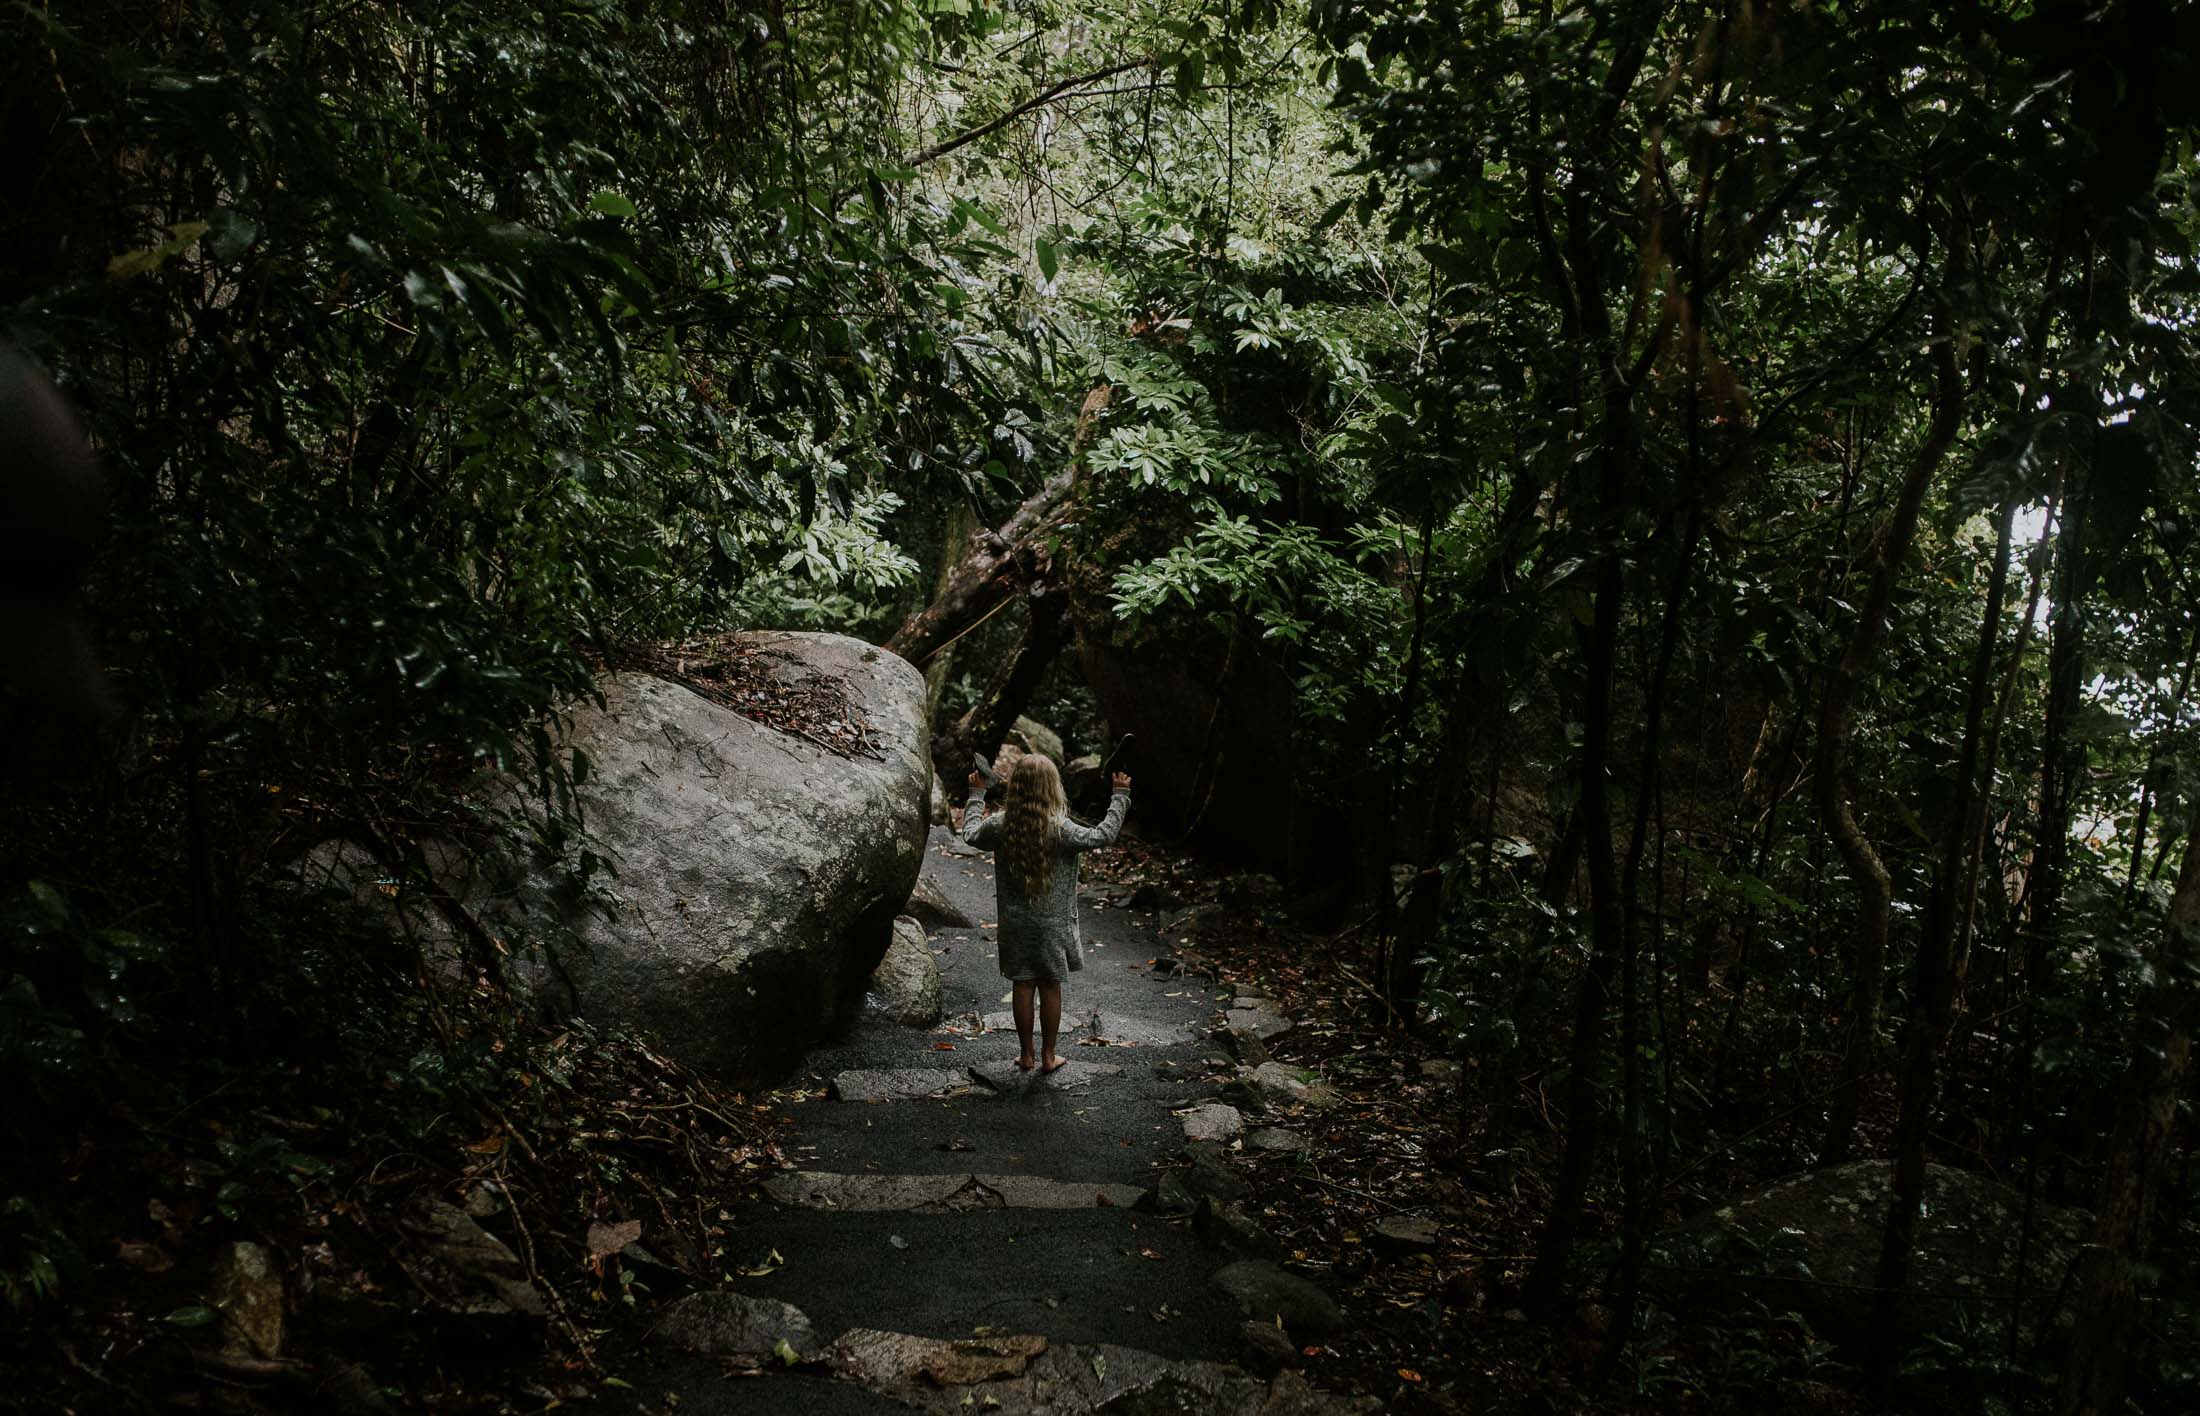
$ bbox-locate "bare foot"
[1040,1056,1069,1074]
[1015,1055,1036,1071]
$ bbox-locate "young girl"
[962,755,1132,1072]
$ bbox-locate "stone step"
[762,1170,1146,1211]
[827,1061,1127,1103]
[821,1328,1372,1415]
[967,1058,1121,1092]
[829,1068,975,1103]
[651,1304,1375,1416]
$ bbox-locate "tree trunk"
[2055,830,2200,1416]
[1871,492,2010,1361]
[1817,293,1966,1165]
[921,498,980,720]
[940,585,1071,777]
[883,466,1072,670]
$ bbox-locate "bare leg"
[1012,981,1037,1069]
[1040,982,1066,1072]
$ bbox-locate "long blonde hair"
[998,754,1067,897]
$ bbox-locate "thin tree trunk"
[2054,830,2200,1416]
[1871,492,2011,1361]
[1524,548,1629,1314]
[1817,292,1967,1164]
[2122,622,2199,909]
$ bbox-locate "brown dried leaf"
[585,1219,643,1261]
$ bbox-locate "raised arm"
[960,774,1001,849]
[1060,775,1131,851]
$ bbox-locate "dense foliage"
[6,1,2200,1412]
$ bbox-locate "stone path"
[621,826,1372,1414]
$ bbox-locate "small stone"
[1229,1010,1292,1043]
[1148,1172,1200,1216]
[1247,1128,1310,1155]
[1008,715,1063,766]
[1182,1141,1250,1202]
[402,1197,546,1320]
[1248,1061,1339,1111]
[1370,1216,1440,1254]
[651,1291,818,1359]
[1180,1103,1244,1144]
[1232,997,1275,1011]
[1210,1261,1347,1339]
[1218,1078,1270,1116]
[871,916,943,1027]
[210,1241,283,1359]
[1238,1318,1299,1375]
[1261,1369,1385,1414]
[1220,1027,1271,1066]
[905,874,974,928]
[1196,1199,1286,1261]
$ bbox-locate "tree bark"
[1818,292,1966,1165]
[884,386,1111,671]
[2055,829,2200,1416]
[1871,490,2008,1360]
[882,466,1072,670]
[940,585,1072,777]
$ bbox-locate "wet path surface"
[595,826,1367,1413]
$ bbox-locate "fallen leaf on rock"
[586,1219,643,1261]
[930,1043,957,1051]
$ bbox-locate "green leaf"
[106,222,210,281]
[164,1305,218,1328]
[1035,237,1059,284]
[588,190,638,218]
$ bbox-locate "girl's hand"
[1111,772,1132,790]
[967,771,987,790]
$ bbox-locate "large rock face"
[532,633,929,1079]
[1646,1160,2089,1346]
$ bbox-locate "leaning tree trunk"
[883,466,1072,671]
[1817,293,1966,1165]
[939,584,1072,778]
[2055,830,2200,1416]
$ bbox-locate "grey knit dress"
[961,788,1130,982]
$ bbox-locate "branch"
[908,58,1152,169]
